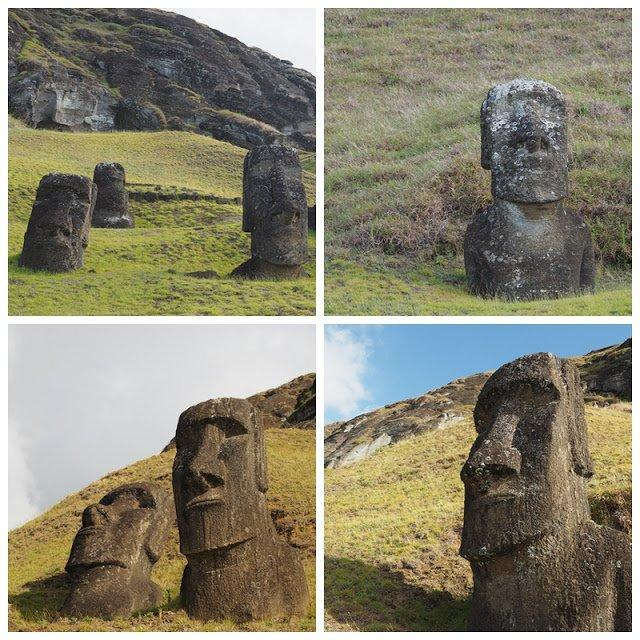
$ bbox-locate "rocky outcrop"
[8,9,315,149]
[325,341,631,469]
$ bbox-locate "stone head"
[93,162,126,186]
[172,397,268,555]
[460,353,593,560]
[66,482,171,574]
[481,79,568,203]
[21,173,94,270]
[242,143,308,266]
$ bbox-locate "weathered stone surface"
[92,163,133,228]
[19,173,95,272]
[460,353,631,631]
[232,143,308,279]
[8,9,315,149]
[173,397,309,621]
[61,482,171,619]
[308,204,316,231]
[464,78,596,300]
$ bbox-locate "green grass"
[9,428,315,631]
[324,8,631,316]
[324,404,631,631]
[8,117,316,315]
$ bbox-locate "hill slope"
[9,374,317,631]
[324,343,631,630]
[8,117,316,315]
[324,8,631,315]
[9,8,315,150]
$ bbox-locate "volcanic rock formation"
[459,353,631,631]
[19,172,95,272]
[464,79,595,300]
[61,482,171,619]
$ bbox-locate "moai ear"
[253,409,269,493]
[561,361,595,478]
[480,97,492,170]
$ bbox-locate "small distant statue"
[19,173,95,272]
[173,397,309,621]
[92,162,133,228]
[60,483,171,619]
[464,79,596,300]
[232,143,308,279]
[460,353,631,631]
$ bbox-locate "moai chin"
[60,482,171,619]
[232,143,308,279]
[460,353,631,631]
[172,397,309,622]
[92,162,133,228]
[19,173,95,272]
[464,79,596,300]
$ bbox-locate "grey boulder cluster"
[460,352,631,631]
[233,143,309,279]
[464,79,596,300]
[19,163,132,272]
[61,397,308,622]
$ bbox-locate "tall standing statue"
[61,483,171,619]
[232,143,308,279]
[460,352,631,631]
[464,79,595,300]
[19,173,95,272]
[92,162,133,228]
[172,397,309,621]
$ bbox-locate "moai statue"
[460,353,631,631]
[172,397,309,621]
[92,162,133,228]
[60,483,172,619]
[464,79,596,300]
[19,173,95,272]
[232,143,308,279]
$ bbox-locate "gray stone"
[460,353,631,631]
[92,163,133,228]
[464,79,596,300]
[19,173,95,272]
[173,397,309,622]
[61,482,172,619]
[232,143,308,279]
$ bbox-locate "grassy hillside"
[9,428,315,631]
[324,8,631,315]
[8,117,316,315]
[325,403,631,631]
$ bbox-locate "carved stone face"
[19,173,94,272]
[66,483,170,572]
[173,398,268,555]
[460,353,593,560]
[94,162,125,187]
[481,79,568,203]
[242,144,308,266]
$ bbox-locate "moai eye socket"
[212,417,248,438]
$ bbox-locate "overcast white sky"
[172,8,316,74]
[9,324,315,529]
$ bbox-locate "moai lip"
[459,353,631,631]
[19,173,95,272]
[172,397,309,622]
[60,482,171,619]
[92,162,133,228]
[232,143,308,279]
[464,79,596,300]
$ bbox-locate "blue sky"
[324,324,631,423]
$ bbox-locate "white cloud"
[325,327,370,420]
[8,425,39,529]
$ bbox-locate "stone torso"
[468,523,631,631]
[464,200,594,300]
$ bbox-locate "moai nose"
[461,413,522,481]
